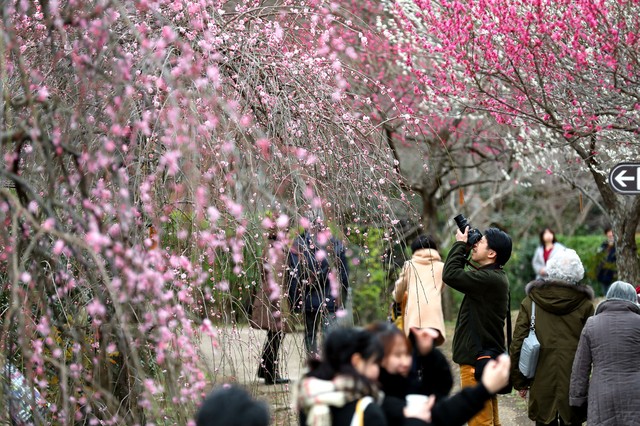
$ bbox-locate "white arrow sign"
[614,169,635,188]
[609,162,640,194]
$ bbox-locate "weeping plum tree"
[390,0,640,282]
[0,0,411,423]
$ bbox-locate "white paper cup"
[405,393,429,408]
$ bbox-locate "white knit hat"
[546,248,584,284]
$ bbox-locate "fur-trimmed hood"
[525,279,595,316]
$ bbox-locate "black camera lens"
[454,214,469,231]
[453,214,482,246]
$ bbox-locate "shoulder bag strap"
[350,396,374,426]
[530,301,536,331]
[506,291,512,352]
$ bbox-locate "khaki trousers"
[460,364,501,426]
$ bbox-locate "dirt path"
[199,321,534,425]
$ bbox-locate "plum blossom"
[86,300,107,317]
[160,150,182,175]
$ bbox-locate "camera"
[453,214,483,246]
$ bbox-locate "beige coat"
[393,248,446,346]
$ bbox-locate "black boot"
[257,366,267,379]
[261,330,288,385]
[264,375,290,385]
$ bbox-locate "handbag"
[518,301,541,379]
[389,291,408,331]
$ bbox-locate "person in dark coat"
[594,227,617,296]
[250,231,292,385]
[288,224,349,356]
[570,281,640,425]
[510,248,595,426]
[296,327,433,426]
[443,225,512,426]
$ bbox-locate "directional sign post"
[609,162,640,195]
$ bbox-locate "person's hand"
[480,354,511,394]
[403,395,436,423]
[518,389,528,398]
[539,267,546,276]
[455,226,469,243]
[410,327,439,355]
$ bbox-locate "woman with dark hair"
[196,385,269,426]
[392,234,446,346]
[570,281,640,424]
[367,322,510,426]
[296,327,433,426]
[531,228,566,280]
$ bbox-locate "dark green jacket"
[443,241,510,365]
[509,279,594,424]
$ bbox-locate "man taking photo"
[443,223,512,426]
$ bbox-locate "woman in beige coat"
[393,235,446,346]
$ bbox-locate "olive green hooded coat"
[510,279,595,425]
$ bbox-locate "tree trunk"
[421,195,439,237]
[585,159,640,284]
[610,206,640,283]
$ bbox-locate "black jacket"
[379,366,491,426]
[300,399,428,426]
[377,347,452,400]
[409,340,454,400]
[288,231,349,312]
[443,242,509,365]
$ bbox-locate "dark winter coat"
[288,231,349,313]
[382,344,453,400]
[443,242,510,366]
[379,361,492,426]
[510,279,595,424]
[595,242,617,286]
[570,299,640,425]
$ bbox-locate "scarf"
[296,375,382,426]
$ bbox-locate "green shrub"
[347,227,399,324]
